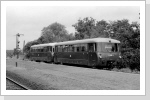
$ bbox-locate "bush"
[24,52,30,59]
[120,49,140,71]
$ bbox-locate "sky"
[6,6,140,50]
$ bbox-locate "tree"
[73,17,96,39]
[95,20,109,38]
[13,48,18,56]
[23,40,39,54]
[41,22,69,42]
[128,22,140,49]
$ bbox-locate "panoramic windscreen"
[101,43,119,52]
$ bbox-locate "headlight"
[119,55,122,58]
[119,53,122,58]
[99,54,102,58]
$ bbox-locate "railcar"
[30,43,56,62]
[54,38,121,68]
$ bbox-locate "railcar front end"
[95,42,121,68]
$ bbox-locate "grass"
[7,56,140,74]
[111,67,140,74]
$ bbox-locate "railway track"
[6,77,30,90]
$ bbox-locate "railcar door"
[88,43,98,67]
[52,46,55,61]
[54,46,58,63]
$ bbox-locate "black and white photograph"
[1,1,145,95]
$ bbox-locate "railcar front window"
[98,43,119,52]
[104,43,118,52]
[88,43,95,52]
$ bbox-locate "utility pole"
[16,33,24,59]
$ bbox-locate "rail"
[6,77,30,90]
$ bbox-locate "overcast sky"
[6,6,140,50]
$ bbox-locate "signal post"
[16,33,24,59]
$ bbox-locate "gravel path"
[6,58,140,90]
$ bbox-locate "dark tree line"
[24,17,140,71]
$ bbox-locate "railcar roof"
[55,38,120,46]
[31,43,57,48]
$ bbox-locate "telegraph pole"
[16,33,24,59]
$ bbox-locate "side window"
[58,46,60,52]
[81,44,87,52]
[76,44,81,52]
[64,45,68,52]
[62,45,65,52]
[34,49,35,52]
[77,47,79,52]
[88,43,95,52]
[43,47,47,52]
[61,45,63,52]
[46,47,48,52]
[55,46,58,52]
[41,48,44,52]
[114,43,118,52]
[33,49,34,52]
[73,45,77,52]
[36,48,38,52]
[57,45,63,52]
[49,46,52,52]
[43,47,45,52]
[81,46,85,52]
[72,45,74,52]
[68,45,73,52]
[53,47,55,52]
